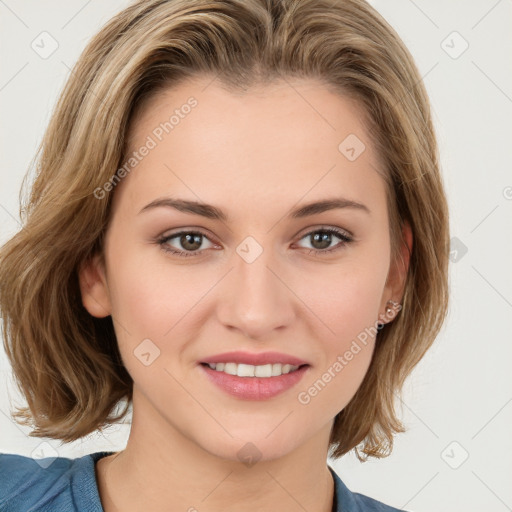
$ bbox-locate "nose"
[216,244,296,340]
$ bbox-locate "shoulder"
[0,451,113,512]
[329,466,408,512]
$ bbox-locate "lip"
[200,351,309,366]
[199,363,310,400]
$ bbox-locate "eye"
[156,226,354,258]
[295,227,353,255]
[157,230,216,257]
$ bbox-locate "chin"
[200,432,300,465]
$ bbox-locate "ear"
[379,220,413,324]
[78,252,112,318]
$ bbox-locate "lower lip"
[199,363,310,400]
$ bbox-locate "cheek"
[297,257,389,345]
[297,279,380,418]
[294,256,389,412]
[107,268,163,334]
[105,235,205,333]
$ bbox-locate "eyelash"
[156,227,354,258]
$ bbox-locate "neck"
[96,389,336,512]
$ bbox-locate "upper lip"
[201,351,309,366]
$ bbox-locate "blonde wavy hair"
[0,0,449,460]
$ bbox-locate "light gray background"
[1,1,511,511]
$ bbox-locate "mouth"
[198,361,311,400]
[199,361,309,378]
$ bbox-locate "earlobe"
[78,252,112,318]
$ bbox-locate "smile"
[199,362,310,400]
[203,362,302,378]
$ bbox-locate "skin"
[79,76,412,512]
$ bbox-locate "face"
[80,76,410,462]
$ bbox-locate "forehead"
[115,76,386,219]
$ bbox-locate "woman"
[0,0,449,510]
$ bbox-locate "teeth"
[206,362,300,377]
[224,362,237,375]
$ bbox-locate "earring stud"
[385,299,401,315]
[377,300,402,330]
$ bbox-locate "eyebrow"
[138,196,370,220]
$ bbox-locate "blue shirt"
[0,451,406,511]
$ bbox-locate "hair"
[0,0,449,460]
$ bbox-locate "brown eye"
[297,228,353,255]
[158,231,215,257]
[178,233,203,251]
